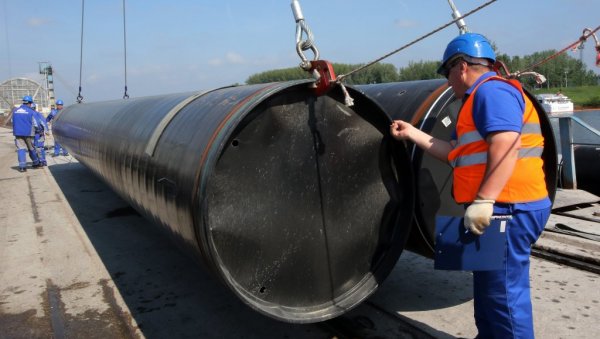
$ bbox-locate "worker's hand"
[390,120,414,141]
[464,199,495,235]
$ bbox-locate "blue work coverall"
[33,110,49,165]
[463,73,551,339]
[12,104,40,170]
[46,108,68,156]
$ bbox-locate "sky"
[2,0,599,105]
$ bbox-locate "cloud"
[225,52,245,64]
[394,19,417,28]
[208,52,246,66]
[27,17,52,27]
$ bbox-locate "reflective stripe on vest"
[450,147,544,168]
[450,122,543,168]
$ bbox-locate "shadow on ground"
[48,162,328,339]
[49,161,470,339]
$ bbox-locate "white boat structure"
[535,93,574,114]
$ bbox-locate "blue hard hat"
[23,95,33,103]
[56,99,64,105]
[437,33,496,75]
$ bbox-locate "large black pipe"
[52,80,415,323]
[570,145,600,196]
[358,80,558,257]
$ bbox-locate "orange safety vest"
[447,76,548,204]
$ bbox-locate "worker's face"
[445,59,469,99]
[57,104,63,110]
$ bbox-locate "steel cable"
[122,0,129,99]
[336,0,498,82]
[76,0,85,103]
[514,26,600,77]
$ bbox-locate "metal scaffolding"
[0,77,50,116]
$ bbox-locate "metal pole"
[447,0,468,34]
[559,116,577,189]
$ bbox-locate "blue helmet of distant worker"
[56,99,64,105]
[437,33,496,75]
[22,95,33,103]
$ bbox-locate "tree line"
[246,50,600,89]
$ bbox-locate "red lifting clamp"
[492,60,511,78]
[309,60,336,96]
[580,27,600,67]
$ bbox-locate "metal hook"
[291,0,320,68]
[77,86,84,103]
[580,28,600,67]
[296,41,319,70]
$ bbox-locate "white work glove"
[464,199,495,235]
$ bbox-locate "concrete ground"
[1,126,599,339]
[0,128,328,338]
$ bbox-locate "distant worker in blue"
[31,103,49,166]
[47,99,68,156]
[12,95,41,172]
[390,33,551,338]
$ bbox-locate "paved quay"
[1,126,599,338]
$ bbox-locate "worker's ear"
[459,60,468,73]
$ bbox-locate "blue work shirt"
[468,72,525,138]
[12,104,38,137]
[459,72,551,212]
[46,108,60,123]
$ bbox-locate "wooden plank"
[557,204,600,223]
[546,213,600,236]
[552,188,600,210]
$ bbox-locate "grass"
[530,85,600,109]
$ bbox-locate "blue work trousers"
[34,133,46,164]
[15,136,39,169]
[473,207,551,339]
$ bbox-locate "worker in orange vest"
[390,33,551,339]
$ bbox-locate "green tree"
[495,50,598,89]
[341,63,399,84]
[394,50,599,86]
[398,60,442,81]
[246,67,309,84]
[246,62,399,84]
[247,49,599,87]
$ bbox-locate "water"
[548,109,600,147]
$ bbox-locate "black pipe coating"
[53,80,415,323]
